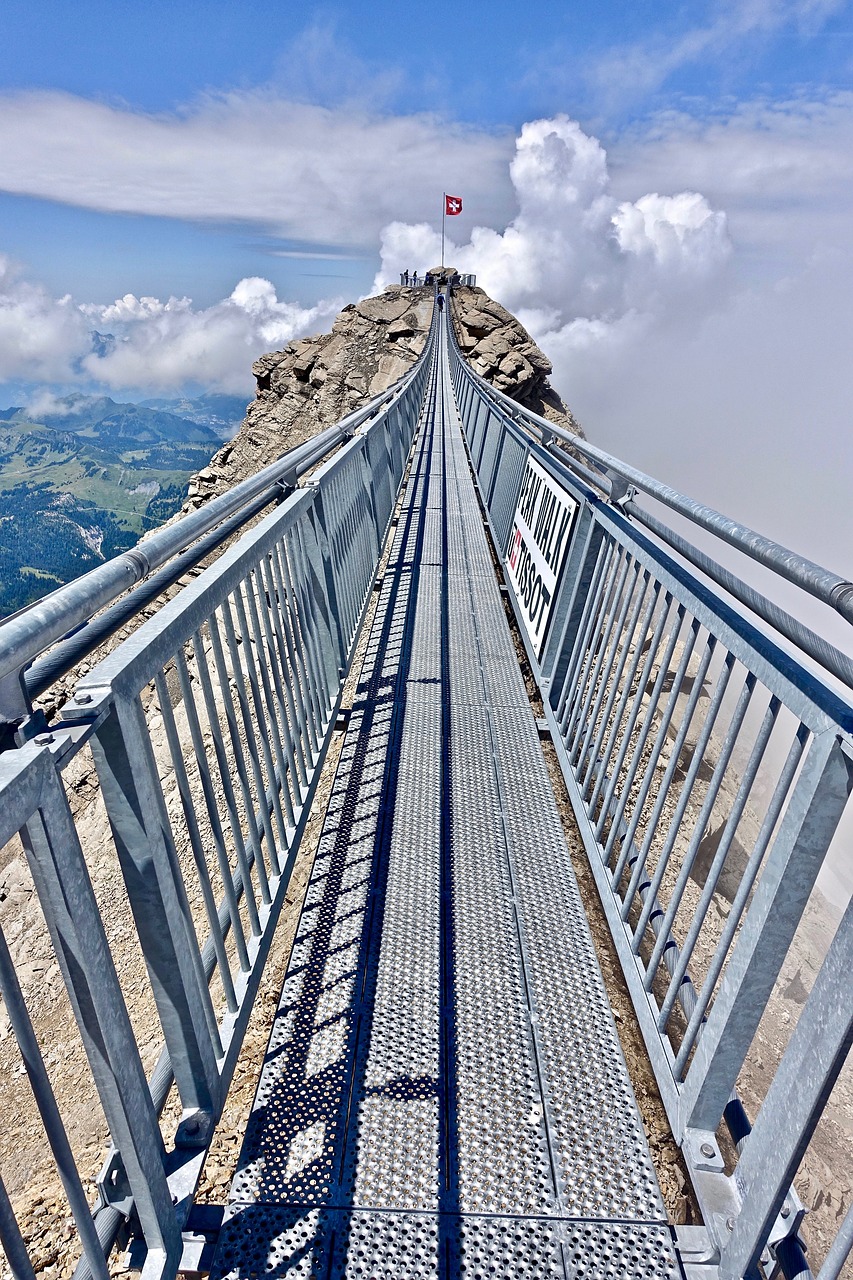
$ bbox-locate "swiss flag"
[445,194,463,215]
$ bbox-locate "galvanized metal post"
[541,506,606,695]
[682,731,853,1137]
[14,748,181,1273]
[545,506,604,706]
[718,887,853,1278]
[90,696,222,1118]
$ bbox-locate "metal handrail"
[446,300,853,692]
[0,355,427,730]
[445,297,852,1280]
[446,301,853,628]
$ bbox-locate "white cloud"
[612,192,730,270]
[372,222,444,278]
[267,17,405,111]
[608,93,853,261]
[374,114,732,349]
[79,279,343,392]
[0,90,514,249]
[588,0,848,104]
[0,256,90,382]
[0,259,343,394]
[22,386,78,417]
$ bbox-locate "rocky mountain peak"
[183,284,581,509]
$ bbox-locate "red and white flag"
[445,194,463,215]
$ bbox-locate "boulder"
[472,331,513,365]
[459,308,501,338]
[355,294,411,324]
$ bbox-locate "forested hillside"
[0,393,246,616]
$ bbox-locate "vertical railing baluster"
[718,886,853,1279]
[619,635,718,916]
[202,615,268,921]
[256,551,308,800]
[682,731,853,1138]
[673,723,809,1077]
[0,919,112,1280]
[278,532,325,753]
[239,571,295,835]
[173,646,251,972]
[630,651,735,947]
[607,610,695,880]
[594,599,684,851]
[292,517,338,718]
[91,693,223,1113]
[218,594,277,895]
[17,749,182,1272]
[574,558,644,788]
[0,1169,39,1280]
[565,545,628,752]
[153,668,238,1010]
[269,539,318,762]
[657,694,781,1034]
[644,671,758,990]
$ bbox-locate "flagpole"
[441,191,445,269]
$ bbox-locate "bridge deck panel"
[212,333,682,1278]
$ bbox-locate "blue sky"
[1,0,853,626]
[2,0,851,307]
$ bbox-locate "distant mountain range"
[0,391,249,619]
[137,393,250,439]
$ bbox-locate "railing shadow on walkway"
[216,403,466,1277]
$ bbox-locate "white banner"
[505,454,577,657]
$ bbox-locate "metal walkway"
[211,322,683,1278]
[3,292,852,1280]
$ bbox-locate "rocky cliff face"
[450,288,578,425]
[183,284,581,510]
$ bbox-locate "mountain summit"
[182,284,581,510]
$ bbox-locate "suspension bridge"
[0,291,851,1280]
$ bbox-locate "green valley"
[0,393,247,617]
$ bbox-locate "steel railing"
[0,310,436,1279]
[0,352,435,739]
[2,283,851,1279]
[446,299,853,1280]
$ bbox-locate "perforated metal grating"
[214,1208,682,1279]
[212,325,683,1279]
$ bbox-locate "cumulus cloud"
[79,278,342,392]
[22,389,89,418]
[608,93,853,262]
[0,90,514,249]
[0,258,343,394]
[0,256,90,382]
[374,114,732,355]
